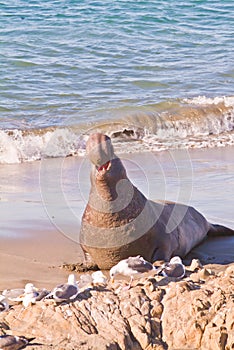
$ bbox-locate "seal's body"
[80,133,234,269]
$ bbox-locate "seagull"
[4,283,39,308]
[0,334,35,350]
[77,274,93,290]
[45,274,79,303]
[0,295,9,312]
[110,255,156,289]
[2,289,25,303]
[21,283,40,308]
[155,256,185,278]
[91,271,107,286]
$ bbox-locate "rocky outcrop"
[0,263,234,350]
[161,264,234,350]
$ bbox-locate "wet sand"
[0,146,234,290]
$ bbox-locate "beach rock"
[161,265,234,350]
[188,258,203,271]
[0,264,233,349]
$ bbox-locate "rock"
[0,264,233,349]
[161,264,234,350]
[189,258,203,271]
[224,264,234,277]
[198,267,215,279]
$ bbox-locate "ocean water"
[0,0,234,163]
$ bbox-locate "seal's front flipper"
[208,224,234,237]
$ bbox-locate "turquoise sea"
[0,0,233,162]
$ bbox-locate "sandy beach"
[0,146,234,291]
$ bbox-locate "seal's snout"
[86,133,115,168]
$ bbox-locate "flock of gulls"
[0,255,185,349]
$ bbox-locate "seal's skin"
[80,133,234,269]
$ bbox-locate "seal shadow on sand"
[184,235,234,265]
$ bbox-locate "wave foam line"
[0,95,234,164]
[0,128,87,164]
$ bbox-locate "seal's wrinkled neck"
[90,157,129,203]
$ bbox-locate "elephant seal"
[80,133,234,269]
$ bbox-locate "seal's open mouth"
[96,160,111,172]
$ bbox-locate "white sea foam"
[183,95,234,108]
[1,97,234,164]
[0,128,87,164]
[0,131,20,164]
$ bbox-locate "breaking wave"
[0,95,234,164]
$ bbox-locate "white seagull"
[21,283,40,308]
[0,334,35,350]
[110,255,156,288]
[91,271,107,286]
[2,288,25,302]
[77,274,93,290]
[6,283,39,308]
[45,274,79,303]
[155,256,185,278]
[0,295,9,312]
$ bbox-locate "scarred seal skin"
[80,133,234,269]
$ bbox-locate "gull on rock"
[91,271,107,286]
[6,283,39,308]
[45,274,79,303]
[0,334,35,350]
[110,255,156,288]
[77,274,93,290]
[2,289,25,303]
[0,296,9,312]
[21,283,40,308]
[77,271,107,290]
[156,256,185,278]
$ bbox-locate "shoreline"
[0,146,234,291]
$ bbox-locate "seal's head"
[86,133,126,184]
[86,133,114,169]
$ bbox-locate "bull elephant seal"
[80,133,234,269]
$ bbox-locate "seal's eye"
[97,161,111,172]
